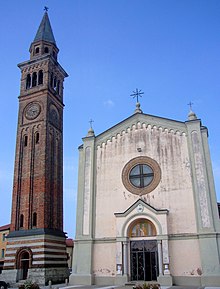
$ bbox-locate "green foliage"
[18,280,40,289]
[151,284,161,289]
[133,283,161,289]
[142,283,151,289]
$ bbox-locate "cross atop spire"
[187,101,194,111]
[44,6,49,12]
[131,88,143,114]
[131,88,144,103]
[89,119,94,129]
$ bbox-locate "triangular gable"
[114,198,168,218]
[95,112,190,148]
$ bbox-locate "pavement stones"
[9,284,220,289]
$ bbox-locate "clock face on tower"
[25,102,41,120]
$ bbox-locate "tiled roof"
[0,224,10,231]
[66,238,74,247]
[33,12,56,44]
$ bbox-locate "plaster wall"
[95,125,196,238]
[93,243,116,278]
[169,239,201,276]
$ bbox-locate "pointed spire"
[33,11,56,45]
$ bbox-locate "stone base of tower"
[2,229,69,286]
[1,267,69,286]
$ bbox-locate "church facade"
[70,103,220,286]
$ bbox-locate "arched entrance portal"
[128,219,158,281]
[20,252,29,280]
[130,240,158,281]
[16,249,32,281]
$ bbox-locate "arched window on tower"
[24,135,28,147]
[54,77,57,90]
[57,80,60,95]
[38,70,43,85]
[33,212,37,227]
[50,73,53,88]
[35,132,39,144]
[26,74,31,89]
[35,47,39,54]
[44,47,49,53]
[20,214,24,228]
[32,72,37,87]
[53,50,56,59]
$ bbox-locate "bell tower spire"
[33,10,56,44]
[29,10,59,61]
[2,11,69,285]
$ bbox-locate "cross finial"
[188,101,194,111]
[44,6,49,12]
[89,119,94,129]
[130,88,144,103]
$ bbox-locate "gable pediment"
[114,198,169,218]
[95,112,187,148]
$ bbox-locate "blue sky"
[0,0,220,238]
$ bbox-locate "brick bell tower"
[2,11,68,285]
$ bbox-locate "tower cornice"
[18,55,68,78]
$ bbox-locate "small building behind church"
[66,238,74,272]
[0,224,10,274]
[70,102,220,287]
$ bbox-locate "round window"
[122,156,161,195]
[129,164,154,188]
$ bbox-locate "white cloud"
[104,99,115,108]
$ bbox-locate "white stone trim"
[31,248,66,253]
[83,146,91,235]
[4,256,14,260]
[32,260,67,265]
[33,254,66,259]
[5,250,16,254]
[6,242,66,248]
[3,262,14,266]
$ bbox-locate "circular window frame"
[122,156,161,195]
